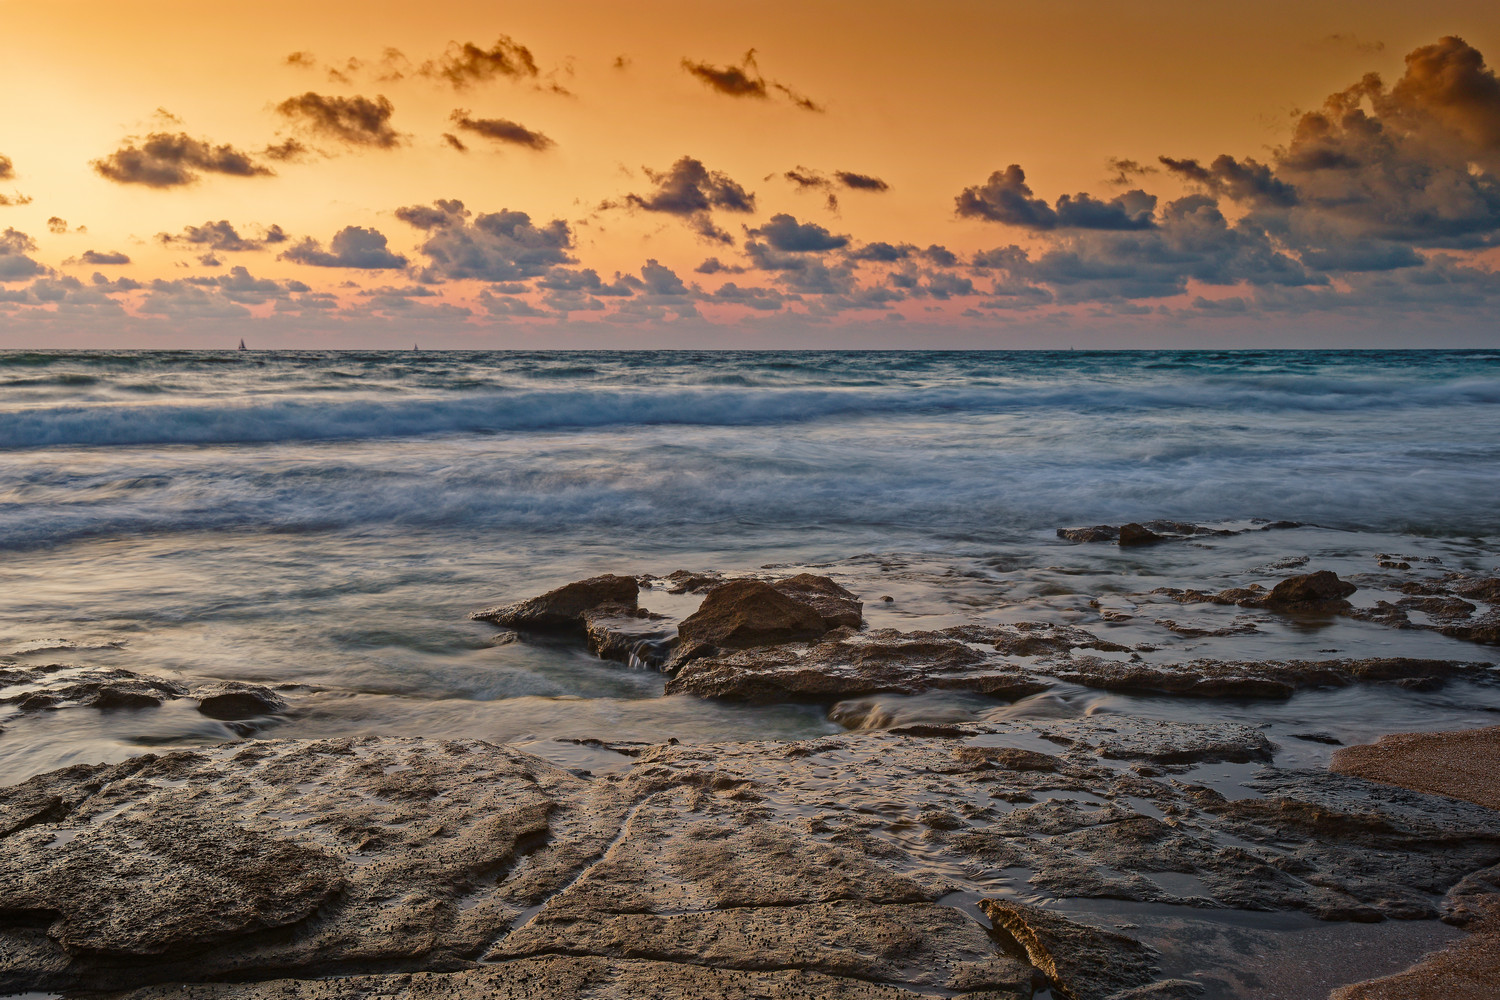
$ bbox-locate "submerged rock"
[0,664,188,712]
[1047,655,1485,699]
[1118,523,1164,547]
[1263,569,1358,609]
[473,574,640,631]
[1058,524,1120,543]
[665,628,1047,703]
[193,682,287,721]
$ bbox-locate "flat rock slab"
[1331,726,1500,811]
[666,628,1047,702]
[4,719,1500,997]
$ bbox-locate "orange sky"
[2,1,1499,346]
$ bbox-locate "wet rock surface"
[472,574,640,631]
[666,578,835,669]
[193,681,288,721]
[1048,655,1488,698]
[666,628,1048,703]
[0,664,189,712]
[4,719,1498,998]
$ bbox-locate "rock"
[770,573,863,629]
[1047,655,1482,699]
[664,628,1048,703]
[472,574,640,631]
[581,608,675,668]
[667,579,829,669]
[945,622,1132,657]
[1058,524,1120,543]
[981,899,1157,1000]
[1331,726,1500,811]
[1264,570,1357,608]
[1047,716,1277,764]
[1119,523,1164,547]
[193,682,287,720]
[0,664,188,712]
[662,569,725,594]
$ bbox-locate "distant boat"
[237,339,247,351]
[413,343,419,351]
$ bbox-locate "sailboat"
[237,339,247,351]
[412,343,419,351]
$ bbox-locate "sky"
[2,0,1500,348]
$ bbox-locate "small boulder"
[668,579,828,669]
[770,574,863,630]
[1058,525,1119,543]
[1264,570,1356,608]
[473,574,639,631]
[981,899,1157,1000]
[1119,523,1164,546]
[194,682,287,721]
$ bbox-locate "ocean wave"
[3,375,1498,450]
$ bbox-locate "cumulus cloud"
[158,220,286,252]
[422,36,539,88]
[93,132,273,188]
[280,226,408,269]
[398,199,575,282]
[748,213,849,252]
[276,93,401,148]
[682,50,822,111]
[781,167,890,210]
[0,155,12,180]
[1159,154,1297,207]
[956,165,1158,230]
[449,111,554,150]
[616,156,755,242]
[74,250,132,266]
[0,228,45,282]
[835,171,888,191]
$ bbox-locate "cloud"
[834,171,888,191]
[276,93,401,148]
[0,155,12,180]
[399,199,576,282]
[93,132,273,188]
[627,157,755,215]
[748,213,849,252]
[694,257,746,275]
[681,50,822,111]
[1159,154,1297,207]
[47,217,68,235]
[158,220,285,252]
[442,133,468,152]
[0,194,32,208]
[0,228,45,282]
[1105,157,1157,185]
[956,165,1158,230]
[74,250,132,266]
[421,36,539,88]
[286,51,317,68]
[449,111,554,150]
[280,226,408,269]
[263,139,311,162]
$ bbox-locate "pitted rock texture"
[4,720,1499,998]
[666,578,832,669]
[0,664,189,712]
[665,628,1047,703]
[769,573,864,629]
[472,574,640,631]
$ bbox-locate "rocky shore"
[3,533,1499,999]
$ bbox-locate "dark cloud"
[396,199,470,230]
[694,257,746,275]
[421,36,539,88]
[618,157,754,242]
[1159,154,1297,207]
[400,199,575,282]
[263,139,311,162]
[442,133,468,152]
[0,228,45,282]
[286,51,317,68]
[682,50,822,111]
[159,220,284,252]
[0,194,32,208]
[0,155,12,180]
[748,213,849,252]
[75,250,132,266]
[280,226,408,269]
[449,111,554,150]
[834,171,888,191]
[47,217,68,235]
[709,282,789,311]
[276,93,401,148]
[956,165,1158,230]
[93,132,273,188]
[636,259,689,296]
[613,55,631,70]
[1106,157,1157,185]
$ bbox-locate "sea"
[3,348,1500,996]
